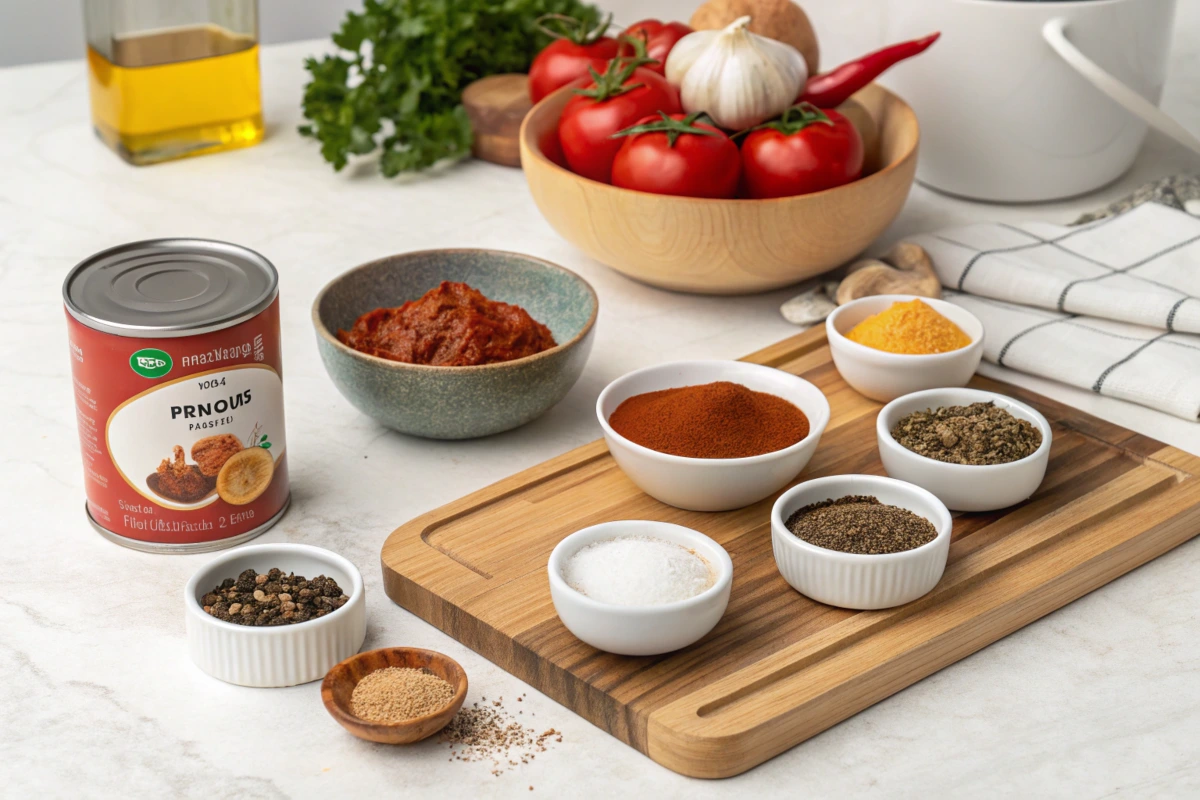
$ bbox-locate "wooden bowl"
[519,83,919,295]
[321,647,468,744]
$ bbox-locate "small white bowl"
[826,294,984,402]
[877,388,1052,512]
[596,360,831,511]
[771,475,953,610]
[547,521,733,656]
[184,543,367,687]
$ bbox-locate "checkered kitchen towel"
[909,202,1200,420]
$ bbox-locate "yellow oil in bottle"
[87,25,263,165]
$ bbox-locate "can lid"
[63,239,279,337]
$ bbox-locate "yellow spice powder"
[845,299,971,355]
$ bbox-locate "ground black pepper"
[891,402,1042,466]
[785,495,937,555]
[201,568,349,626]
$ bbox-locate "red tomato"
[529,37,620,103]
[740,105,864,198]
[611,112,740,198]
[558,64,681,184]
[621,19,692,75]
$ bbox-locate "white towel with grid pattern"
[908,203,1200,420]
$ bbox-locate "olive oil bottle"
[84,1,263,165]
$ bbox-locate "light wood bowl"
[321,647,468,744]
[519,83,919,294]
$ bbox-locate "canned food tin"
[64,239,290,553]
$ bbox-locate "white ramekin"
[596,360,831,511]
[771,475,953,610]
[826,294,984,402]
[184,543,367,687]
[547,520,733,656]
[877,387,1053,512]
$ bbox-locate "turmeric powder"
[845,299,971,355]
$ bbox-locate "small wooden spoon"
[321,647,468,744]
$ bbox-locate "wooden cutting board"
[381,326,1200,778]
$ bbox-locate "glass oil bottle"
[84,0,264,165]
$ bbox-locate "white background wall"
[0,0,881,69]
[0,0,362,67]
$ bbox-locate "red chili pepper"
[799,33,940,108]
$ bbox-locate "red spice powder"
[608,381,810,459]
[338,281,556,366]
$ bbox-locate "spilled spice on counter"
[608,381,810,459]
[442,693,562,776]
[785,495,937,555]
[351,667,455,723]
[201,568,348,626]
[891,402,1042,465]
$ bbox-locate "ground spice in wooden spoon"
[351,667,455,723]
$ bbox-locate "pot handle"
[1042,17,1200,156]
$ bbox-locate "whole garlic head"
[665,15,807,130]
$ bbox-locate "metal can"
[64,239,290,553]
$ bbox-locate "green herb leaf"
[300,0,601,176]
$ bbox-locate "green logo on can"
[130,348,172,378]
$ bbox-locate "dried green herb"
[785,495,937,555]
[891,402,1042,466]
[299,0,600,176]
[201,568,348,626]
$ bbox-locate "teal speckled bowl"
[313,250,597,439]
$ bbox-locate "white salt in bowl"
[826,294,984,402]
[771,475,952,610]
[547,520,733,656]
[596,360,830,511]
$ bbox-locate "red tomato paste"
[337,281,557,366]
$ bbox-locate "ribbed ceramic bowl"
[184,543,367,687]
[826,294,984,402]
[877,387,1052,512]
[547,520,733,656]
[770,475,952,610]
[597,360,830,511]
[313,249,597,439]
[520,83,918,294]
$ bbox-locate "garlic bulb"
[665,15,807,130]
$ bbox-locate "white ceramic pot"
[184,543,367,687]
[877,388,1052,512]
[826,294,984,403]
[883,0,1198,201]
[596,360,830,511]
[771,475,953,610]
[547,521,733,656]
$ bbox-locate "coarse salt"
[562,535,715,606]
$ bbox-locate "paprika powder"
[608,381,810,459]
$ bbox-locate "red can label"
[67,298,289,546]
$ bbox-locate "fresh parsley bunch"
[300,0,601,177]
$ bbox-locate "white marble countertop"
[3,8,1199,796]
